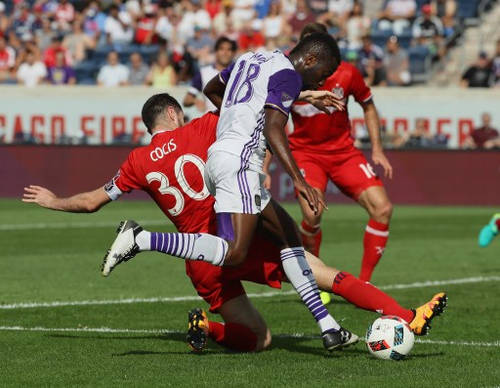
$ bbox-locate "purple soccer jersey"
[209,50,302,170]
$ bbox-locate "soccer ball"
[365,316,415,360]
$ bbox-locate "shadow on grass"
[47,332,445,359]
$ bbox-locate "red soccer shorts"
[292,146,383,200]
[185,232,284,312]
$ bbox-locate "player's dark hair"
[142,93,183,134]
[215,36,237,52]
[299,22,327,41]
[290,32,341,70]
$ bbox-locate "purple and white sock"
[281,247,340,333]
[136,231,228,266]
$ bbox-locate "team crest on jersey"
[281,92,293,108]
[332,84,344,99]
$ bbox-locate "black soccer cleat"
[187,308,209,352]
[101,220,143,277]
[322,327,359,351]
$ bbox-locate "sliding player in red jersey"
[23,94,446,353]
[286,24,394,282]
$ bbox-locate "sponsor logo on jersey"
[281,92,293,108]
[332,84,344,99]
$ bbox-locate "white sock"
[281,247,340,333]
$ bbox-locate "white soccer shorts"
[205,151,271,214]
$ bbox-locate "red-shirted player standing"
[285,24,394,282]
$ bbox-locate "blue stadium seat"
[409,46,431,81]
[457,0,479,19]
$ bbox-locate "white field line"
[0,325,498,348]
[1,275,499,310]
[0,219,168,231]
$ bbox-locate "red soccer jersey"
[289,61,372,154]
[106,112,219,234]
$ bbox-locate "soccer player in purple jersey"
[104,33,357,350]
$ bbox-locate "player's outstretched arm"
[298,90,345,114]
[363,100,393,179]
[22,185,111,213]
[203,75,226,111]
[263,108,326,214]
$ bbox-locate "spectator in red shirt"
[0,35,16,83]
[205,0,221,19]
[463,113,499,149]
[43,35,72,68]
[135,4,158,45]
[238,20,265,52]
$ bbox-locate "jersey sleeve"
[218,62,235,85]
[188,70,203,96]
[265,68,302,116]
[191,112,219,143]
[104,152,142,201]
[350,65,372,104]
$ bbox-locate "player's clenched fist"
[22,185,56,208]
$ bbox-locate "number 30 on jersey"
[146,154,209,216]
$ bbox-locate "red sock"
[300,220,322,257]
[332,271,414,323]
[208,321,258,352]
[359,219,389,282]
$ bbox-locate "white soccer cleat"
[101,220,143,277]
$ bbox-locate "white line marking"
[1,276,499,310]
[0,326,498,348]
[0,220,168,231]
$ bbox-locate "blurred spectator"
[36,17,56,53]
[238,19,265,51]
[178,0,211,43]
[461,52,493,88]
[17,50,47,87]
[0,1,8,35]
[127,52,149,85]
[213,0,236,36]
[359,34,386,86]
[205,0,221,19]
[11,2,37,38]
[97,51,129,87]
[463,113,499,149]
[146,51,177,88]
[171,44,195,83]
[43,35,72,68]
[55,0,75,32]
[385,35,410,86]
[430,0,456,37]
[378,0,416,35]
[263,1,285,49]
[0,36,15,83]
[345,2,370,49]
[288,0,315,39]
[393,118,447,148]
[412,4,444,58]
[255,0,272,19]
[155,6,176,42]
[104,4,133,45]
[232,0,256,30]
[64,21,96,64]
[83,1,106,43]
[318,0,353,29]
[493,38,500,87]
[184,36,237,112]
[47,50,76,84]
[187,26,215,65]
[135,4,158,45]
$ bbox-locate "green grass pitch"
[1,198,499,387]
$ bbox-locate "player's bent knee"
[375,201,393,221]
